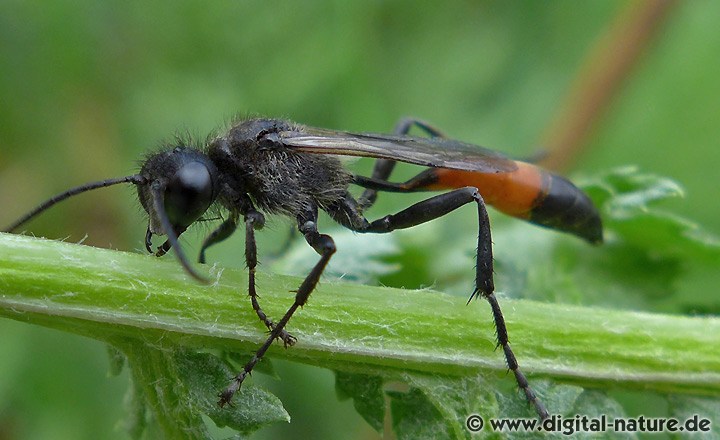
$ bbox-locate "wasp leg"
[356,158,395,210]
[198,216,238,264]
[518,150,549,164]
[145,226,154,254]
[219,208,336,407]
[199,209,295,348]
[263,225,297,261]
[153,239,172,257]
[393,116,447,138]
[242,210,296,347]
[353,167,439,194]
[149,224,187,257]
[328,188,549,420]
[358,117,446,210]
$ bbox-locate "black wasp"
[5,117,603,420]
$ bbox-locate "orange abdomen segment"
[423,162,603,243]
[426,161,545,219]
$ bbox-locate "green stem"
[1,232,719,396]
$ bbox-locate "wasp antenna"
[3,175,146,233]
[150,182,209,283]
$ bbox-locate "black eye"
[164,161,215,228]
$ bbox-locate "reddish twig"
[540,0,678,171]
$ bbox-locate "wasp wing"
[278,127,518,173]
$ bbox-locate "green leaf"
[114,341,289,439]
[400,372,499,440]
[122,372,150,440]
[118,341,214,440]
[107,344,126,377]
[585,166,720,264]
[667,395,720,438]
[571,391,636,440]
[488,168,720,309]
[224,351,279,379]
[388,387,454,440]
[334,371,385,432]
[172,349,289,434]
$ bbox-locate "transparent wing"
[278,127,518,173]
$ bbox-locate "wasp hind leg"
[358,117,446,210]
[329,187,549,420]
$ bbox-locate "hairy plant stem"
[1,232,719,397]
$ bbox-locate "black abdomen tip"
[530,174,603,244]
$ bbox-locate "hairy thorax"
[207,118,352,217]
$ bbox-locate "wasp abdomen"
[529,171,603,244]
[424,162,602,244]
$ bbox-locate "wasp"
[4,117,603,420]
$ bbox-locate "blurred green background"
[1,1,719,439]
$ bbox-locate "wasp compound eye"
[137,147,219,235]
[164,161,215,228]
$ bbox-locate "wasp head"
[138,147,219,236]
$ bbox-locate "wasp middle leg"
[219,205,336,406]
